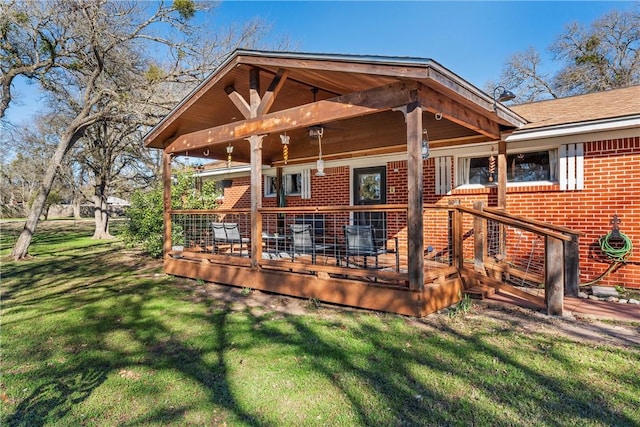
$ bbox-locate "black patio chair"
[343,225,399,271]
[289,223,333,264]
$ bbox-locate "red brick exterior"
[446,136,639,288]
[216,136,639,288]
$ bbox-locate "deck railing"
[168,205,455,286]
[455,202,580,315]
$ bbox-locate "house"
[144,49,639,317]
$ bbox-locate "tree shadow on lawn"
[3,271,265,426]
[3,244,639,425]
[1,248,144,321]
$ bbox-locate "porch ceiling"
[144,50,527,165]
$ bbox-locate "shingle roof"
[510,85,640,129]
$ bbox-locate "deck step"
[464,285,496,300]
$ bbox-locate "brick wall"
[443,136,640,288]
[218,135,639,288]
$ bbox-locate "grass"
[1,220,639,426]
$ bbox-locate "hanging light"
[280,133,290,164]
[226,143,234,169]
[312,126,325,176]
[422,129,430,160]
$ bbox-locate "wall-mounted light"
[493,86,516,111]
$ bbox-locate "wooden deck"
[165,204,580,317]
[166,249,463,317]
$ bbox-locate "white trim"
[505,116,640,143]
[559,143,584,191]
[435,157,452,195]
[568,144,576,190]
[301,169,311,199]
[576,143,584,190]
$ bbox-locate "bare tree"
[73,121,145,238]
[9,0,210,259]
[494,7,640,101]
[6,0,279,258]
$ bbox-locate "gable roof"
[143,49,526,164]
[510,85,640,129]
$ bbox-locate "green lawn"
[1,220,639,426]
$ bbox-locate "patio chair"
[343,225,399,271]
[289,223,333,264]
[211,222,227,254]
[211,222,250,256]
[223,223,250,256]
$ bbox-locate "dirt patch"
[174,276,639,349]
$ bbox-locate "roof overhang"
[505,114,640,143]
[144,49,527,165]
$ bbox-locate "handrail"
[259,204,408,213]
[169,209,251,214]
[483,207,583,237]
[456,205,571,242]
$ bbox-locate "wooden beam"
[418,85,500,140]
[249,135,264,268]
[404,101,425,291]
[564,234,580,297]
[165,81,419,155]
[545,236,564,316]
[256,68,289,116]
[162,151,172,259]
[225,85,251,119]
[249,68,261,118]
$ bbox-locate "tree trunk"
[72,194,82,219]
[11,135,71,259]
[92,180,112,239]
[11,125,85,260]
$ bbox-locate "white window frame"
[456,147,559,189]
[264,173,303,197]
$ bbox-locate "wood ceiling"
[144,50,526,165]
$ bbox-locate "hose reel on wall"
[582,214,634,286]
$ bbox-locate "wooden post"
[545,236,564,315]
[405,101,424,291]
[249,135,264,268]
[564,234,580,297]
[162,151,172,260]
[497,140,507,259]
[448,199,460,267]
[453,206,464,270]
[473,201,486,273]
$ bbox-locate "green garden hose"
[580,231,633,287]
[599,231,633,262]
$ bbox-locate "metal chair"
[289,223,332,264]
[223,223,250,256]
[343,225,399,271]
[211,222,249,256]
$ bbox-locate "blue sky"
[3,1,635,126]
[215,1,634,87]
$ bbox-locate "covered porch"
[144,50,577,317]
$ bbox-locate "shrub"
[122,169,220,257]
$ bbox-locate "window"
[459,150,557,186]
[265,173,302,197]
